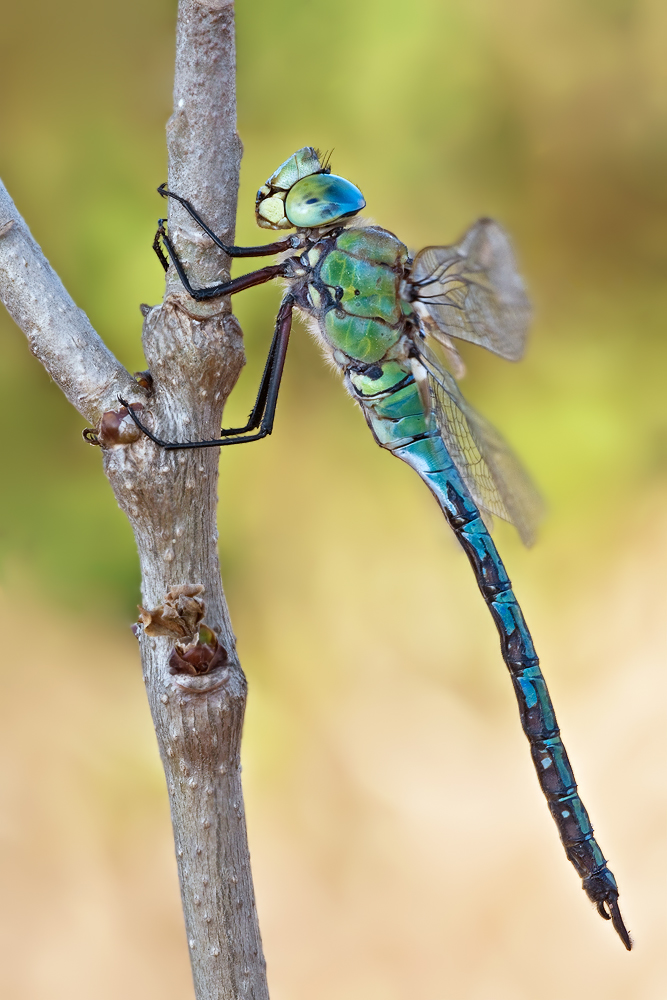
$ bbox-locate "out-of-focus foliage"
[0,1,666,998]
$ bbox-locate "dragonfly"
[123,147,631,949]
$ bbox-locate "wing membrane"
[417,342,543,546]
[409,219,531,361]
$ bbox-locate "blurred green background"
[0,0,665,997]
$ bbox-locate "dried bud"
[133,370,154,391]
[137,584,205,640]
[84,404,145,447]
[168,624,228,676]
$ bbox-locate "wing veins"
[416,341,542,546]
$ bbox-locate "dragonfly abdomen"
[346,361,630,947]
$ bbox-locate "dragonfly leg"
[157,184,301,258]
[153,222,288,300]
[120,295,294,450]
[153,223,170,272]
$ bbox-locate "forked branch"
[0,2,269,998]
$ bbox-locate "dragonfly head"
[255,147,366,231]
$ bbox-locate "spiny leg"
[153,223,170,272]
[121,296,295,450]
[157,184,300,258]
[153,221,288,300]
[218,298,287,436]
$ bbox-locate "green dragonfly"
[124,147,631,949]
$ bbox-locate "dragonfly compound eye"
[285,174,366,228]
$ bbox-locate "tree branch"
[167,0,243,297]
[0,183,134,421]
[0,2,269,998]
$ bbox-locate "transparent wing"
[409,218,531,362]
[417,341,543,546]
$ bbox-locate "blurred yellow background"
[1,0,666,997]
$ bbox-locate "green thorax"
[303,227,411,365]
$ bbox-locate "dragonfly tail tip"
[599,898,632,951]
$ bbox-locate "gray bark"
[0,2,269,998]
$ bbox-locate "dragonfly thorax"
[285,225,413,368]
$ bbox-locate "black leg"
[157,184,301,258]
[218,309,283,435]
[152,223,170,272]
[155,222,288,300]
[119,296,295,450]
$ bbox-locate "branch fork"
[0,3,269,998]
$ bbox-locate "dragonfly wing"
[417,342,543,546]
[409,219,531,362]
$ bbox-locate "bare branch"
[101,3,267,998]
[166,0,243,298]
[0,2,266,998]
[0,179,134,422]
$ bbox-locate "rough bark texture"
[0,2,269,998]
